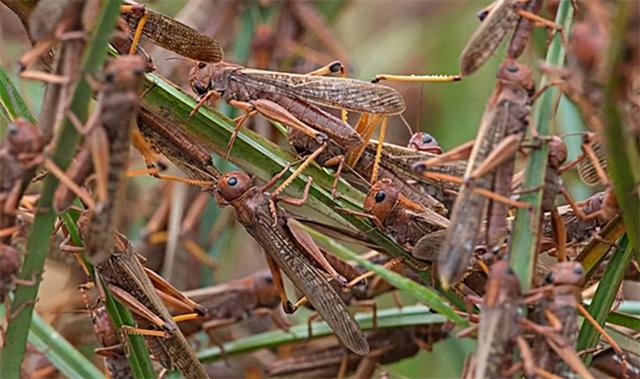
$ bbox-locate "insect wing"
[237,69,405,115]
[459,0,519,76]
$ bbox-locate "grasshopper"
[525,262,599,379]
[188,61,405,190]
[424,60,535,289]
[1,119,44,245]
[471,260,524,379]
[136,105,222,184]
[69,56,146,264]
[0,119,44,317]
[214,169,369,355]
[178,270,283,336]
[468,260,594,379]
[95,231,209,379]
[287,127,450,214]
[360,178,450,266]
[120,0,223,62]
[78,281,133,379]
[460,0,561,76]
[266,325,450,379]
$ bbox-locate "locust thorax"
[547,136,568,169]
[6,118,44,156]
[484,260,521,307]
[408,132,443,154]
[103,55,146,92]
[364,179,400,225]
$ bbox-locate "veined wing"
[122,1,223,63]
[459,0,519,76]
[237,69,405,115]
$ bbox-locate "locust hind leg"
[264,255,296,314]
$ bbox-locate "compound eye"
[422,134,433,144]
[193,82,208,96]
[506,64,518,73]
[573,266,584,275]
[198,62,207,69]
[105,72,115,83]
[374,191,386,203]
[8,124,18,135]
[227,176,238,186]
[545,273,554,284]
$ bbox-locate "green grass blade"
[0,67,35,124]
[304,226,466,324]
[577,235,633,364]
[601,2,640,258]
[27,313,105,379]
[508,0,574,290]
[0,2,122,377]
[606,312,640,332]
[198,305,446,362]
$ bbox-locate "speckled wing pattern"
[459,0,519,75]
[237,69,406,115]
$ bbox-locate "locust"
[459,0,561,76]
[135,105,222,184]
[467,260,595,379]
[0,119,44,316]
[78,281,133,379]
[358,178,450,266]
[213,169,370,355]
[420,60,535,289]
[471,260,526,379]
[0,119,44,246]
[61,56,146,264]
[189,61,404,148]
[120,0,223,62]
[288,128,463,212]
[94,231,209,379]
[178,270,282,336]
[266,325,450,379]
[189,61,405,191]
[524,262,602,379]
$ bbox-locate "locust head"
[364,179,399,226]
[545,262,584,287]
[215,171,253,203]
[189,61,239,98]
[103,55,146,92]
[6,118,44,157]
[408,132,443,154]
[254,271,280,307]
[497,60,535,97]
[547,136,568,169]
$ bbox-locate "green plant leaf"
[509,0,574,290]
[27,312,105,379]
[198,305,447,362]
[578,235,633,364]
[0,67,35,124]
